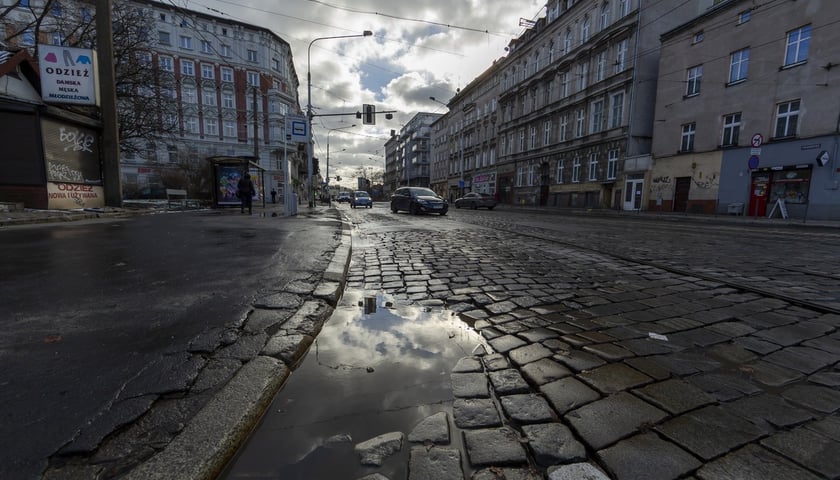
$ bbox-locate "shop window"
[770,168,810,204]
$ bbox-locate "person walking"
[270,188,277,204]
[237,173,255,214]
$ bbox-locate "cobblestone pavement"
[342,208,840,480]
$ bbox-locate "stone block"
[463,427,528,467]
[500,394,556,424]
[566,392,668,450]
[521,423,586,466]
[540,377,600,414]
[597,433,701,480]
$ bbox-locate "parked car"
[390,187,448,215]
[454,192,498,210]
[351,191,373,209]
[337,191,351,203]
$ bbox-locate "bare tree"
[1,0,179,156]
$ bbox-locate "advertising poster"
[217,165,244,205]
[47,182,105,209]
[38,44,98,106]
[41,117,104,209]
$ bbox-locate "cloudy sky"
[187,0,544,188]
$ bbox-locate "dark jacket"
[237,177,255,198]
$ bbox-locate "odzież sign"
[38,44,98,106]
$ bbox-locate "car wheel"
[439,211,447,216]
[410,203,419,215]
[488,206,495,210]
[471,202,477,210]
[391,205,398,213]
[455,203,460,209]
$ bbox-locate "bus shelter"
[207,156,266,209]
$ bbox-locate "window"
[559,114,568,142]
[248,49,258,62]
[184,116,198,134]
[201,64,214,79]
[201,40,213,54]
[221,67,233,83]
[272,58,281,71]
[693,31,704,44]
[179,35,192,49]
[544,120,552,145]
[784,25,811,66]
[722,113,741,146]
[564,30,573,54]
[549,42,555,64]
[159,56,174,72]
[600,3,610,30]
[556,159,565,183]
[51,32,64,46]
[507,133,513,154]
[19,28,34,45]
[222,92,235,109]
[680,123,696,152]
[619,0,629,16]
[224,121,236,138]
[575,109,585,137]
[596,50,607,81]
[738,10,751,25]
[202,89,216,106]
[559,72,569,97]
[588,154,598,181]
[158,31,171,45]
[578,61,588,90]
[181,60,194,76]
[518,129,525,151]
[182,85,196,103]
[607,149,618,179]
[247,72,259,87]
[529,126,537,149]
[167,145,178,163]
[221,45,232,57]
[615,39,628,73]
[686,65,702,96]
[204,118,219,136]
[572,157,581,182]
[591,99,604,133]
[610,91,624,128]
[729,48,749,84]
[581,16,591,44]
[775,100,800,138]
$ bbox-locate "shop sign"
[47,182,104,209]
[38,44,98,106]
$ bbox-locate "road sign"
[287,114,308,142]
[748,155,760,169]
[751,133,763,148]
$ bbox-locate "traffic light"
[363,104,375,125]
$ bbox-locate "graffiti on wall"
[651,175,671,196]
[692,171,719,190]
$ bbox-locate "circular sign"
[751,133,763,148]
[748,155,760,169]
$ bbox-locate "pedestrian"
[270,188,277,204]
[237,173,255,214]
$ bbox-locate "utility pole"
[95,0,121,207]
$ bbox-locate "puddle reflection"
[222,291,485,480]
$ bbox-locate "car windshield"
[354,192,369,197]
[410,188,438,197]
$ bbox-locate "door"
[749,173,770,217]
[673,177,691,212]
[623,179,644,210]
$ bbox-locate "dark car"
[337,191,351,203]
[454,192,498,210]
[350,191,373,208]
[390,187,448,215]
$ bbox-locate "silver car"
[390,187,448,215]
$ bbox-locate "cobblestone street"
[343,208,840,479]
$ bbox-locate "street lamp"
[307,30,373,207]
[326,124,355,205]
[430,96,464,198]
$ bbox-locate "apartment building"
[651,0,840,220]
[390,112,442,189]
[123,0,301,200]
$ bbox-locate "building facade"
[123,0,302,200]
[389,112,442,189]
[651,0,840,220]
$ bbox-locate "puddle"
[221,290,485,479]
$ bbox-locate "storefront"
[749,165,812,218]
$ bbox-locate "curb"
[121,209,353,479]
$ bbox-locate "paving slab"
[597,433,701,480]
[452,398,501,429]
[499,394,556,424]
[408,412,450,444]
[520,357,572,385]
[408,446,463,480]
[547,462,610,480]
[781,384,840,413]
[450,372,489,399]
[508,343,554,366]
[726,393,813,429]
[553,349,606,372]
[761,425,840,478]
[578,363,652,394]
[540,377,600,414]
[696,444,823,480]
[633,378,715,415]
[488,369,531,395]
[566,392,668,450]
[655,405,769,460]
[753,321,833,346]
[452,356,484,373]
[521,423,586,466]
[463,427,528,467]
[482,353,510,371]
[687,372,763,402]
[763,346,840,374]
[487,334,528,354]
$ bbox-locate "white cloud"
[192,0,541,188]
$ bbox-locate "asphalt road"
[0,209,340,479]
